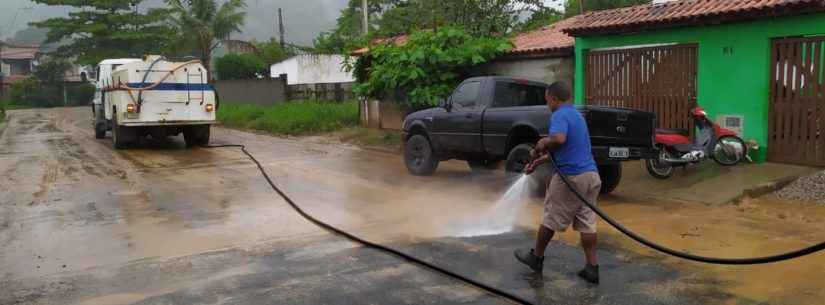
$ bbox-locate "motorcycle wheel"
[645,149,674,179]
[712,136,746,166]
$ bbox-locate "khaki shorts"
[542,171,602,234]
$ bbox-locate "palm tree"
[165,0,247,77]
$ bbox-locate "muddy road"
[1,107,823,305]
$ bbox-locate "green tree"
[165,0,247,74]
[255,39,290,65]
[563,0,651,17]
[30,0,176,66]
[214,53,266,80]
[355,26,511,108]
[515,6,564,33]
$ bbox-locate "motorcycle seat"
[656,128,689,136]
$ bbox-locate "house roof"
[1,49,39,60]
[507,16,580,57]
[351,17,578,58]
[564,0,825,36]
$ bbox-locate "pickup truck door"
[433,81,483,156]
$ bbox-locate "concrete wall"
[214,78,288,106]
[360,99,406,131]
[475,56,575,87]
[270,54,354,85]
[574,13,825,162]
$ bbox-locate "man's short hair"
[546,81,571,101]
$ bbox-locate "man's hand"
[523,161,537,175]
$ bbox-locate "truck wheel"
[112,113,128,149]
[94,122,106,139]
[404,134,438,175]
[597,163,622,194]
[183,125,210,147]
[505,143,534,173]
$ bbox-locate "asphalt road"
[0,107,809,305]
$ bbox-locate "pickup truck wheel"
[404,135,438,175]
[505,143,534,173]
[597,163,622,194]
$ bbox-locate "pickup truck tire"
[505,143,534,173]
[404,134,438,175]
[597,163,622,194]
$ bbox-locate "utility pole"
[580,0,586,14]
[361,0,368,35]
[278,8,286,50]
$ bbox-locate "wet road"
[1,107,823,305]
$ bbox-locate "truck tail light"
[205,104,214,112]
[126,104,136,113]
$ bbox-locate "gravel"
[775,170,825,204]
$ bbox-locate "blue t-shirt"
[548,104,597,175]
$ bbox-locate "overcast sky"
[0,0,565,44]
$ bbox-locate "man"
[514,81,602,284]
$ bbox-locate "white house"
[269,54,354,85]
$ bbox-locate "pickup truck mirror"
[438,99,451,111]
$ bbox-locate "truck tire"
[597,163,622,194]
[184,125,210,147]
[94,122,106,139]
[505,143,534,173]
[112,113,129,149]
[404,134,438,175]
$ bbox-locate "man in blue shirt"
[514,81,602,284]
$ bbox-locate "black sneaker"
[577,264,599,284]
[514,248,544,272]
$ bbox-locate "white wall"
[270,54,354,85]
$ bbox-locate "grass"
[333,127,403,151]
[217,100,360,135]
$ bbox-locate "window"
[451,81,481,109]
[492,82,545,108]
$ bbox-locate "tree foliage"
[354,27,511,108]
[516,6,564,33]
[165,0,247,72]
[563,0,651,17]
[214,53,266,80]
[30,0,177,66]
[255,39,290,65]
[314,0,542,54]
[10,58,95,107]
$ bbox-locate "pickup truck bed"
[402,76,657,194]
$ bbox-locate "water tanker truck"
[91,55,217,149]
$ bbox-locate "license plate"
[609,147,629,159]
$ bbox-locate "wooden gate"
[769,37,825,166]
[585,44,697,130]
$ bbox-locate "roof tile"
[565,0,825,35]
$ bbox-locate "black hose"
[205,144,536,305]
[547,156,825,265]
[137,56,165,109]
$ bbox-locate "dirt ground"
[0,107,823,305]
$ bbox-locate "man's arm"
[535,133,567,154]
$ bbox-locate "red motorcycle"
[645,106,746,179]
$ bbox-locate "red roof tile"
[564,0,825,36]
[508,16,580,56]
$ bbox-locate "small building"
[0,42,41,97]
[563,0,825,165]
[269,54,354,85]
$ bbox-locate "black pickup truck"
[402,76,657,194]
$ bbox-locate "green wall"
[574,13,825,162]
